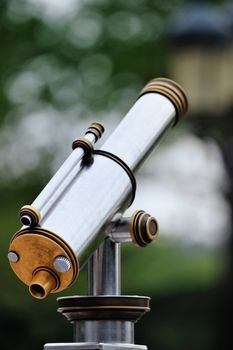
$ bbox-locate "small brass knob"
[19,205,41,226]
[85,122,105,142]
[130,210,158,247]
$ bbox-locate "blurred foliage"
[0,0,191,181]
[122,240,225,295]
[0,0,184,123]
[0,0,228,350]
[136,287,221,350]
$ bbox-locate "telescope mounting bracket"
[44,228,151,350]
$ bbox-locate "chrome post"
[44,238,150,350]
[74,320,134,344]
[88,238,121,296]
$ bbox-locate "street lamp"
[168,2,233,349]
[168,1,231,117]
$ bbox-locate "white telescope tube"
[19,123,104,226]
[41,94,175,255]
[33,132,96,214]
[8,78,188,299]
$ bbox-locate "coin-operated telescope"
[8,78,188,302]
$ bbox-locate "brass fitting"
[72,137,94,154]
[29,269,58,299]
[85,122,105,142]
[8,227,78,299]
[138,77,188,124]
[130,210,158,247]
[19,205,41,226]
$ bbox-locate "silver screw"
[53,256,71,273]
[8,251,19,263]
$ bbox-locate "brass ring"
[138,77,188,124]
[72,137,94,162]
[130,210,158,247]
[146,216,158,241]
[19,205,41,226]
[85,122,105,142]
[129,210,145,247]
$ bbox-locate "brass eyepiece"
[29,269,58,299]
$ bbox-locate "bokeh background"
[0,0,233,349]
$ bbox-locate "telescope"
[8,77,188,301]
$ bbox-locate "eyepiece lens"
[21,215,32,226]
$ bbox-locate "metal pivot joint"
[44,210,158,350]
[110,210,158,247]
[44,238,151,350]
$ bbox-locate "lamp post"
[225,1,233,113]
[168,1,233,349]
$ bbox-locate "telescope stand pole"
[44,238,150,350]
[88,238,121,296]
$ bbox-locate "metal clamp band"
[93,150,137,207]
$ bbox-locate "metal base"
[44,242,150,350]
[44,342,147,350]
[57,295,150,322]
[44,295,150,350]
